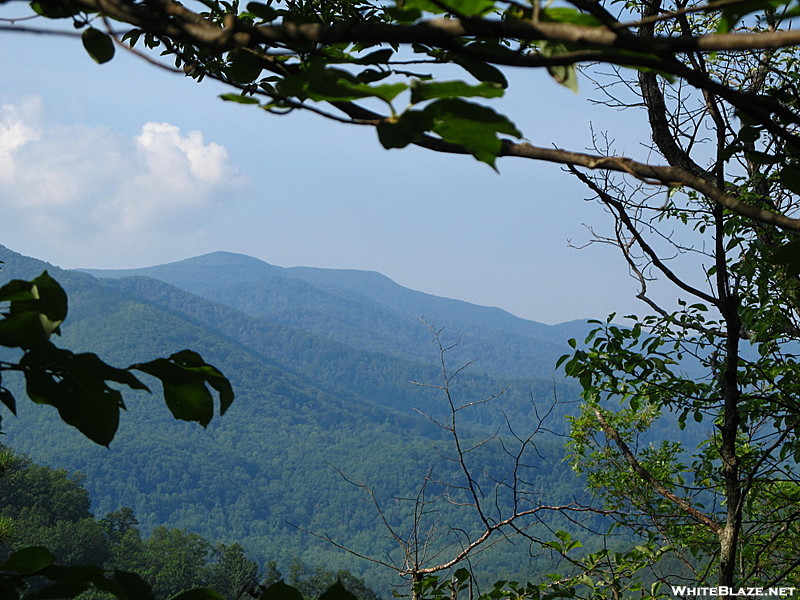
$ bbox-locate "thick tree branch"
[54,0,800,150]
[71,0,800,59]
[332,97,800,230]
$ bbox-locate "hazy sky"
[0,12,658,324]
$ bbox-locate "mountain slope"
[0,246,591,592]
[84,252,589,379]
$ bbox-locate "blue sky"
[0,12,656,324]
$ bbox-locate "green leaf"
[453,569,471,583]
[18,344,130,446]
[258,580,306,600]
[0,278,38,303]
[220,93,261,104]
[410,80,503,103]
[401,0,449,13]
[319,580,358,600]
[30,0,80,18]
[171,349,234,415]
[82,27,115,64]
[357,69,392,83]
[377,110,434,149]
[31,271,68,324]
[282,66,407,104]
[403,0,495,15]
[133,351,234,426]
[1,546,55,575]
[359,49,394,64]
[765,239,800,276]
[165,380,214,426]
[453,56,508,87]
[445,0,496,15]
[310,76,406,103]
[0,312,51,348]
[780,164,800,195]
[426,98,521,167]
[540,7,602,25]
[228,50,263,84]
[39,564,105,582]
[0,272,68,347]
[25,368,122,447]
[539,41,578,93]
[383,6,422,22]
[121,28,142,47]
[73,353,149,392]
[108,570,157,600]
[360,83,408,103]
[246,2,279,20]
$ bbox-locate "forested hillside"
[0,445,384,600]
[84,252,587,379]
[0,245,602,592]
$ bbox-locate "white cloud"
[0,100,42,182]
[0,99,244,267]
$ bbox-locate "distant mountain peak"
[157,251,276,268]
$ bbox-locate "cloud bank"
[0,98,243,267]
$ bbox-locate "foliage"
[0,247,232,594]
[0,445,386,600]
[1,246,599,591]
[6,0,800,208]
[0,270,233,445]
[551,6,800,593]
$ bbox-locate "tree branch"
[589,403,723,534]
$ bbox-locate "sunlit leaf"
[220,93,261,104]
[539,41,578,93]
[410,80,503,103]
[426,98,521,167]
[403,0,495,15]
[540,7,603,25]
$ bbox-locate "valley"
[0,245,604,593]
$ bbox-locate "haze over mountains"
[83,251,591,379]
[0,245,595,589]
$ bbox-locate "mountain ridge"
[0,245,594,592]
[82,251,592,380]
[82,250,589,337]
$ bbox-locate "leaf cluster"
[0,272,233,446]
